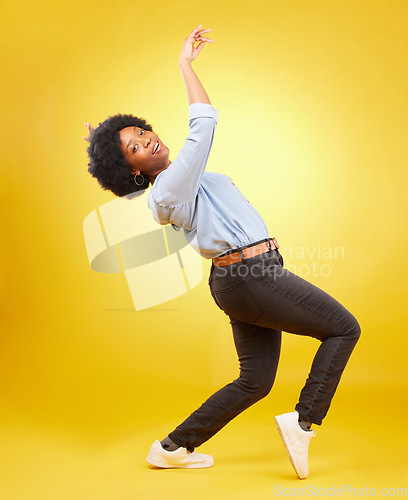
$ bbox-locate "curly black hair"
[87,114,154,197]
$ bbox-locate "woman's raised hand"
[82,122,94,142]
[179,24,214,65]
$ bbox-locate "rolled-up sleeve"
[151,103,218,207]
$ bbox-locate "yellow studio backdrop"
[1,0,407,498]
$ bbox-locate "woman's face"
[119,126,171,183]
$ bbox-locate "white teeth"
[153,141,159,154]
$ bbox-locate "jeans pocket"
[211,279,263,323]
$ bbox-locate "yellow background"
[1,0,407,498]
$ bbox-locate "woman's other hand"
[83,122,94,142]
[179,24,214,66]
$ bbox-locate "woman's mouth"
[152,141,161,155]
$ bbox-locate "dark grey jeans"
[168,238,361,453]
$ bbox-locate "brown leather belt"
[213,238,280,267]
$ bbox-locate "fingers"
[196,36,214,43]
[197,28,212,36]
[84,123,95,132]
[190,24,203,37]
[194,41,207,56]
[189,24,213,40]
[83,122,94,142]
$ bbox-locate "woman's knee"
[256,379,274,400]
[341,312,361,341]
[237,375,275,401]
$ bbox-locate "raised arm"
[178,25,214,105]
[149,26,217,207]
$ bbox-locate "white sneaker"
[146,439,214,469]
[274,411,316,479]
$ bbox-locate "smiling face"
[119,126,171,184]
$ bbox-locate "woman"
[84,25,361,479]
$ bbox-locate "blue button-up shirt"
[147,103,270,259]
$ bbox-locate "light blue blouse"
[147,103,270,259]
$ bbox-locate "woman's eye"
[132,130,144,152]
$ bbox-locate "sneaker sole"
[274,416,307,480]
[146,454,214,469]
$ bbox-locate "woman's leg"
[211,249,361,426]
[165,247,360,452]
[167,319,281,452]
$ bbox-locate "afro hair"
[87,114,154,197]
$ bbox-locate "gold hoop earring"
[134,173,145,186]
